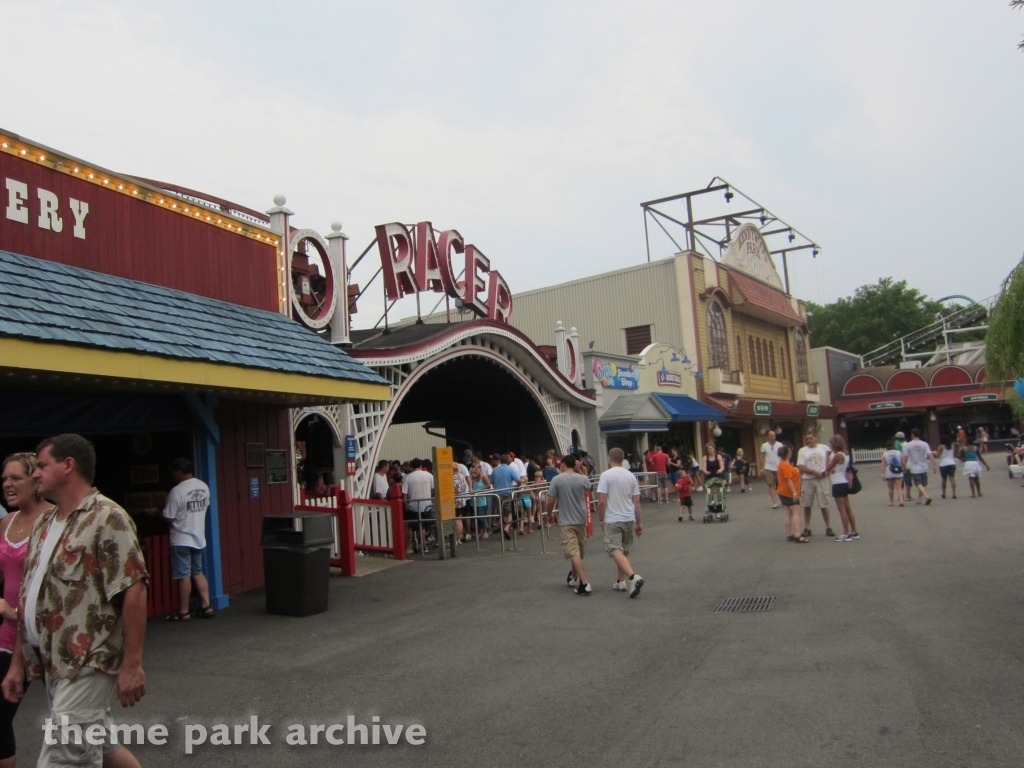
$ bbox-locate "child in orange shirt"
[675,473,693,522]
[776,445,807,543]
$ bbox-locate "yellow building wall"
[733,315,792,400]
[690,258,793,399]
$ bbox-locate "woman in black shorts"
[827,435,858,542]
[702,444,723,482]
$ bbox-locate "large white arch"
[301,322,595,497]
[363,346,564,482]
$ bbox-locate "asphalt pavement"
[12,464,1024,767]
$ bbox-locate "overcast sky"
[2,1,1022,329]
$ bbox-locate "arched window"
[794,330,809,382]
[755,338,765,376]
[736,335,744,372]
[780,345,788,379]
[768,341,777,378]
[706,302,729,369]
[748,337,757,375]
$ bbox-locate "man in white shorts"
[597,448,644,597]
[796,430,834,538]
[760,431,783,509]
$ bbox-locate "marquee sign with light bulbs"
[0,133,282,313]
[375,221,513,323]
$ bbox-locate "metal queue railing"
[404,471,663,560]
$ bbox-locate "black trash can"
[261,513,335,617]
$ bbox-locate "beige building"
[508,227,836,469]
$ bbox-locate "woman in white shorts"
[932,437,958,499]
[961,442,990,498]
[881,439,905,507]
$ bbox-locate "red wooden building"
[0,128,390,612]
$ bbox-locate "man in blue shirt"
[490,454,521,541]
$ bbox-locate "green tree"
[807,278,946,355]
[986,257,1024,418]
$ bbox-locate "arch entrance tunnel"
[391,355,556,457]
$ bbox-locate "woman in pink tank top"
[0,452,52,767]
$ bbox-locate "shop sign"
[346,434,358,477]
[962,394,997,403]
[432,446,456,523]
[124,491,167,513]
[806,404,819,417]
[376,221,512,322]
[592,359,639,390]
[753,401,772,416]
[722,223,784,290]
[869,401,903,410]
[657,369,683,388]
[5,177,90,239]
[265,449,288,484]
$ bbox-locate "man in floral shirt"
[2,434,149,768]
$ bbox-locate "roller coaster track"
[860,295,995,367]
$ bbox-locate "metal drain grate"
[713,596,776,613]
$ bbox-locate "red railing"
[294,489,406,577]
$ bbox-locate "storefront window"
[795,330,809,382]
[707,302,729,369]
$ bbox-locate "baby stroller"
[702,477,729,523]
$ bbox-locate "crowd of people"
[368,446,646,597]
[635,444,753,505]
[369,448,599,555]
[879,427,993,504]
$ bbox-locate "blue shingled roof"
[0,249,388,385]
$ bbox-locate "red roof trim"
[727,269,802,323]
[886,370,928,391]
[927,365,973,388]
[843,374,884,395]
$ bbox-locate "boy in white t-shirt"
[597,448,644,598]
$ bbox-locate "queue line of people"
[369,448,599,555]
[638,444,753,505]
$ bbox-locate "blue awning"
[653,394,727,422]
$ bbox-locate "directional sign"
[868,401,903,411]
